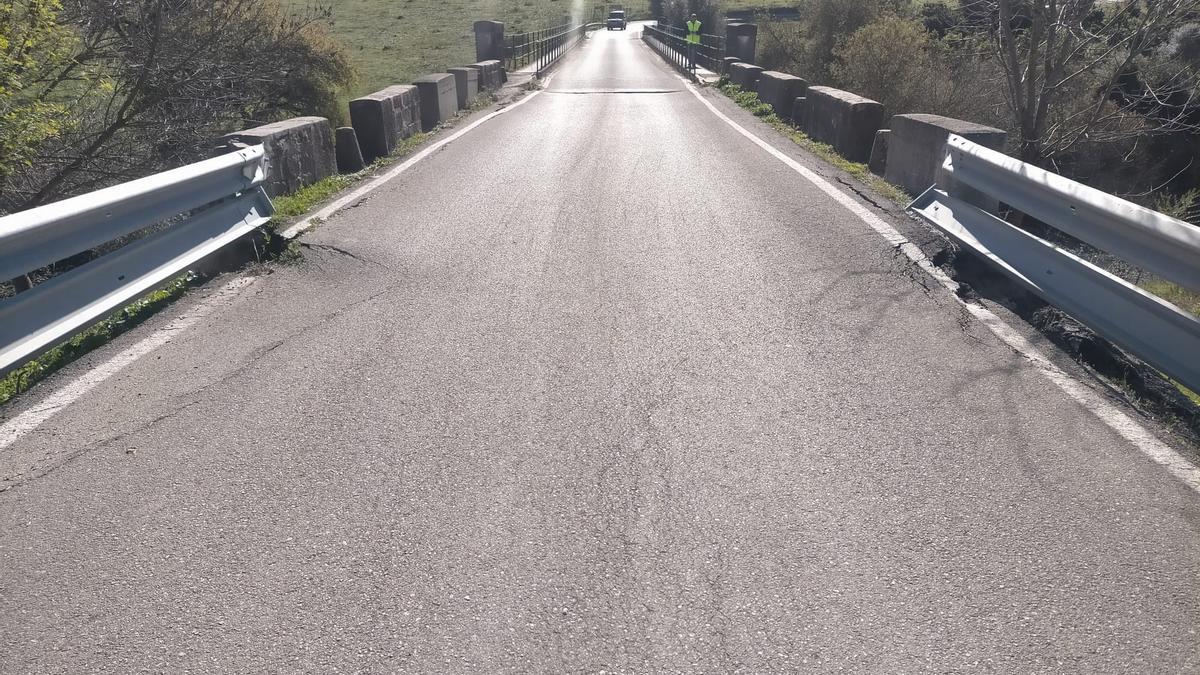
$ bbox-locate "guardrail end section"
[237,144,268,185]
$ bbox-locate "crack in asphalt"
[0,400,205,492]
[0,278,404,493]
[835,176,886,211]
[298,242,389,268]
[882,244,989,347]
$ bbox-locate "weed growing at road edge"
[269,131,432,228]
[271,176,355,223]
[0,275,194,408]
[1138,279,1200,404]
[717,81,910,206]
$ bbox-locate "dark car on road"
[607,10,627,30]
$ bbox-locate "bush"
[757,21,809,76]
[758,0,911,82]
[920,2,957,38]
[831,16,941,117]
[830,15,1010,131]
[800,0,908,81]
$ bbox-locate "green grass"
[1139,280,1200,405]
[271,130,432,227]
[1175,381,1200,407]
[1143,280,1200,317]
[279,0,803,105]
[272,175,356,221]
[717,80,910,205]
[0,275,193,407]
[283,0,653,100]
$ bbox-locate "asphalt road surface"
[2,27,1198,673]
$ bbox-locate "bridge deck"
[2,27,1198,672]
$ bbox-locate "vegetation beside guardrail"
[716,81,910,206]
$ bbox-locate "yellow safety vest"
[686,20,701,44]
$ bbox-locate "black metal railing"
[641,22,725,75]
[505,23,596,77]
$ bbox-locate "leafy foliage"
[831,16,939,117]
[758,0,1200,201]
[0,0,354,214]
[0,0,75,178]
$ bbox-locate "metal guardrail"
[910,134,1200,393]
[505,22,598,77]
[0,146,273,374]
[641,22,724,75]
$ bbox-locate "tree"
[984,0,1200,165]
[920,2,958,38]
[0,1,75,181]
[799,0,908,81]
[0,0,354,213]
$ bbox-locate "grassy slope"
[285,0,789,99]
[287,0,650,98]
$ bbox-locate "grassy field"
[284,0,793,100]
[284,0,649,99]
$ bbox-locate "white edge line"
[680,77,1200,493]
[279,79,552,240]
[0,276,257,452]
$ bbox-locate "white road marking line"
[0,276,257,452]
[1,84,555,451]
[682,79,1200,493]
[280,79,552,240]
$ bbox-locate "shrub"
[920,2,957,38]
[831,16,942,117]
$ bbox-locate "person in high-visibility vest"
[686,14,702,69]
